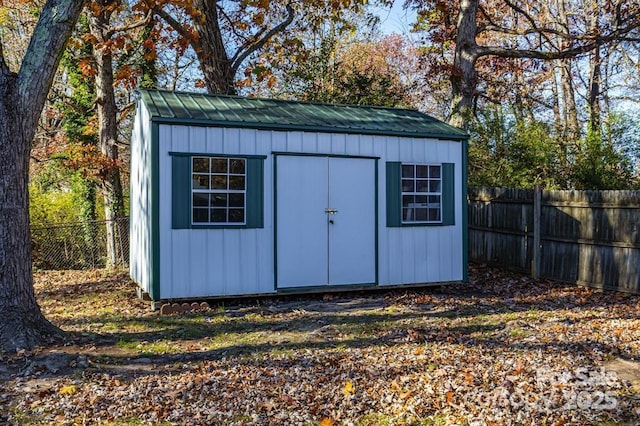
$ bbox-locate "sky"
[371,2,417,35]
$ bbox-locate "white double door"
[276,155,376,288]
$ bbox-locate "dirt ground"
[1,265,639,425]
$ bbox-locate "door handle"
[324,208,338,214]
[329,219,334,224]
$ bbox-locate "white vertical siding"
[129,103,152,292]
[378,137,464,285]
[156,125,464,299]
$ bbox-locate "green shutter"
[245,157,264,228]
[386,162,402,227]
[442,163,455,226]
[172,155,191,229]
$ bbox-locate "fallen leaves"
[1,265,638,425]
[342,380,355,397]
[58,384,77,395]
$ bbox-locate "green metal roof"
[140,89,469,140]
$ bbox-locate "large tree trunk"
[89,7,127,268]
[0,0,85,352]
[0,75,61,351]
[192,0,236,95]
[449,0,479,130]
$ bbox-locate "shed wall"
[157,125,463,299]
[129,103,153,293]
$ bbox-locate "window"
[402,164,441,223]
[192,157,246,224]
[386,162,455,227]
[171,153,265,229]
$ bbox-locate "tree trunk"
[192,0,236,95]
[0,75,61,351]
[89,8,127,268]
[588,49,602,133]
[587,1,602,133]
[555,0,580,143]
[78,179,100,268]
[449,0,479,130]
[0,0,85,352]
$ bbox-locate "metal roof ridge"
[138,88,438,115]
[138,89,469,139]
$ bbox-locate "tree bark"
[556,0,580,143]
[449,0,479,130]
[89,5,127,268]
[192,0,236,95]
[0,0,85,353]
[154,0,235,94]
[587,1,602,133]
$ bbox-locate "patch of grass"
[508,327,530,338]
[100,420,173,426]
[116,339,181,355]
[356,413,394,425]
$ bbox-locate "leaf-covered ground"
[1,265,639,425]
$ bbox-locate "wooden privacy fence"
[468,187,640,294]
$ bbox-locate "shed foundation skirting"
[144,281,459,310]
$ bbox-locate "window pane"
[403,208,413,221]
[402,165,414,178]
[212,158,227,173]
[416,165,428,178]
[211,209,226,222]
[229,193,244,207]
[229,209,244,223]
[211,175,227,189]
[429,165,441,178]
[193,158,210,173]
[193,193,209,207]
[193,208,209,223]
[211,194,227,207]
[192,174,209,189]
[229,176,245,190]
[401,179,414,192]
[416,179,429,192]
[429,180,441,192]
[191,156,249,226]
[415,208,428,221]
[428,195,441,206]
[402,195,415,208]
[229,159,245,174]
[428,208,441,222]
[416,195,427,204]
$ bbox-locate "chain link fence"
[31,217,129,270]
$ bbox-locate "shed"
[130,89,469,304]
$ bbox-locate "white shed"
[130,90,469,303]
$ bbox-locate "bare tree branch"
[504,0,557,49]
[478,26,640,61]
[152,6,200,50]
[108,10,153,38]
[230,3,294,72]
[477,43,598,60]
[217,4,249,43]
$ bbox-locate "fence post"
[532,184,542,279]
